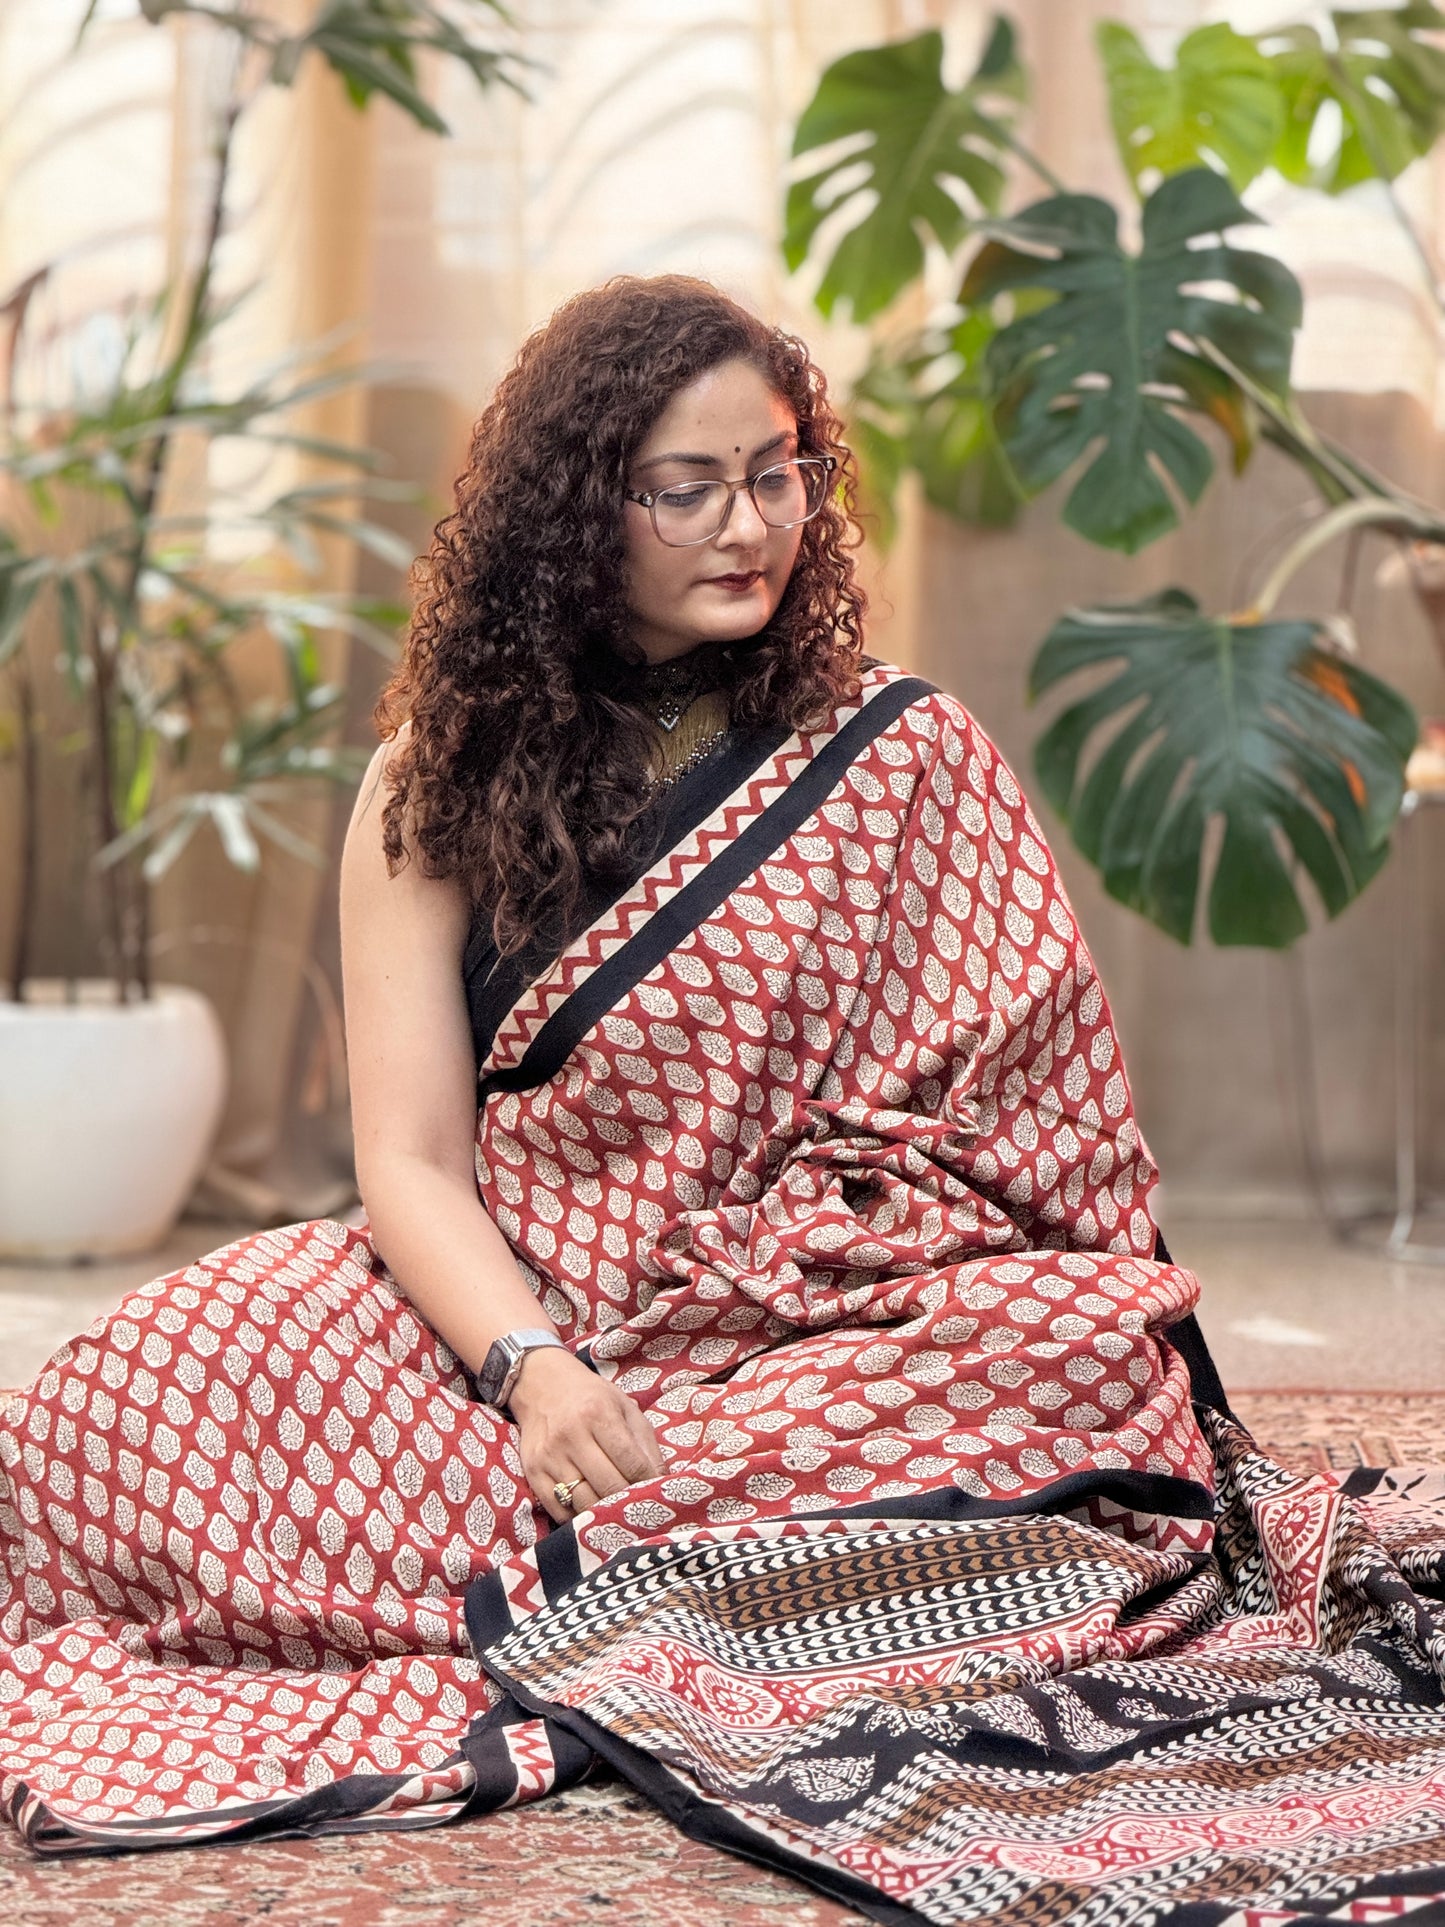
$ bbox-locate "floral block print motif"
[0,1224,545,1848]
[4,665,1445,1927]
[471,670,1214,1564]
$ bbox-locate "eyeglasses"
[624,455,837,547]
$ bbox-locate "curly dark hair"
[375,274,867,960]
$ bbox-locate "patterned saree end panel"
[475,1417,1445,1927]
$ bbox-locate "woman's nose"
[718,483,767,547]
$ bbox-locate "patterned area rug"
[0,1388,1440,1927]
[1230,1389,1445,1474]
[0,1770,860,1926]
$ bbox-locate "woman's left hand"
[507,1346,665,1523]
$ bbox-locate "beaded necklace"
[602,642,734,792]
[606,641,732,733]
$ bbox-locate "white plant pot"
[0,982,228,1262]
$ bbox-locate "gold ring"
[553,1477,583,1510]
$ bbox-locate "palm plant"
[1,0,522,1001]
[785,10,1444,948]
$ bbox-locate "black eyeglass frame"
[623,454,838,547]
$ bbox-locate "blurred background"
[1,0,1443,1384]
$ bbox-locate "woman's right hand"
[507,1346,665,1523]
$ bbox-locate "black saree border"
[8,1760,447,1856]
[457,1689,594,1812]
[1153,1228,1234,1420]
[463,1461,1215,1659]
[464,1519,583,1654]
[465,712,797,1066]
[785,1464,1214,1530]
[477,672,936,1098]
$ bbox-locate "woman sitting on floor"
[3,276,1445,1927]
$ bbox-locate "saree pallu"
[4,662,1445,1927]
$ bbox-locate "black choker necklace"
[604,642,732,733]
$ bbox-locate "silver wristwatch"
[476,1327,564,1414]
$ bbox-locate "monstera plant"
[785,11,1443,948]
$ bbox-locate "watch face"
[479,1331,560,1408]
[479,1336,516,1406]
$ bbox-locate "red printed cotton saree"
[5,662,1445,1927]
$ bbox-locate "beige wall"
[914,391,1445,1215]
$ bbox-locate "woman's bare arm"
[339,737,662,1517]
[340,739,552,1366]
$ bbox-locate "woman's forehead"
[638,359,796,460]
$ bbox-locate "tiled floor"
[1,1211,1442,1394]
[1163,1212,1445,1392]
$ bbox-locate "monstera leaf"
[785,21,1023,321]
[1265,6,1445,191]
[1029,590,1418,947]
[848,311,1020,543]
[1097,22,1284,191]
[962,168,1302,553]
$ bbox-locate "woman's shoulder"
[850,658,1034,820]
[343,724,467,916]
[854,656,987,752]
[350,720,427,834]
[366,717,413,783]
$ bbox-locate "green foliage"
[1266,6,1445,192]
[0,297,410,883]
[785,12,1445,557]
[0,536,43,669]
[84,1,523,136]
[6,0,517,994]
[1097,22,1283,190]
[1097,7,1445,197]
[848,313,1019,541]
[277,1,522,132]
[785,20,1023,321]
[780,11,1443,947]
[1029,591,1417,946]
[963,169,1302,552]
